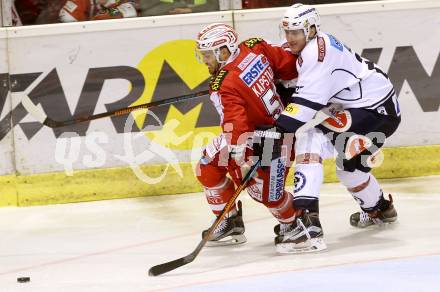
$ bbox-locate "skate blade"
[354,218,398,228]
[206,234,247,247]
[276,237,327,254]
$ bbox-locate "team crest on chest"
[239,54,270,86]
[238,54,274,97]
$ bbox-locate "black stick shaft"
[43,90,210,128]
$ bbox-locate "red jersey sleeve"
[259,41,298,81]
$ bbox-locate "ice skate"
[275,210,327,254]
[202,201,246,246]
[350,194,397,228]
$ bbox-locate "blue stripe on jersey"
[293,96,326,111]
[328,35,343,52]
[276,114,305,133]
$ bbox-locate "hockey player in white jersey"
[273,4,401,253]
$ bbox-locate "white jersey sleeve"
[278,33,336,130]
[277,32,395,133]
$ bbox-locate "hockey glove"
[252,125,286,167]
[228,144,247,166]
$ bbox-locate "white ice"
[1,175,439,292]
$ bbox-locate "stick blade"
[148,256,192,277]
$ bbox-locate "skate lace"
[359,211,372,224]
[279,223,292,235]
[359,210,384,225]
[213,217,228,234]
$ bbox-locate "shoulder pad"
[242,38,264,48]
[210,69,229,91]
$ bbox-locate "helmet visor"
[195,47,216,64]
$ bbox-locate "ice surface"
[1,176,439,292]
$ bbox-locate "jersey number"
[261,88,282,119]
[354,53,388,79]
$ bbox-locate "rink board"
[0,29,15,177]
[1,0,440,206]
[0,145,439,206]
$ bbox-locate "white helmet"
[281,4,321,41]
[196,23,238,64]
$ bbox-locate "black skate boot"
[274,210,327,254]
[202,201,246,246]
[350,194,397,228]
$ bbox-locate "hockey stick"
[148,160,261,277]
[147,104,340,276]
[21,90,210,128]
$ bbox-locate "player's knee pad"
[343,134,372,160]
[247,158,288,206]
[249,163,295,222]
[204,177,236,216]
[266,191,296,224]
[293,153,323,211]
[336,169,382,211]
[246,176,264,202]
[336,135,384,172]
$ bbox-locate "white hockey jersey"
[278,32,399,132]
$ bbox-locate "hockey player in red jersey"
[59,0,138,22]
[195,23,300,252]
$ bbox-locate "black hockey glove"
[252,125,286,167]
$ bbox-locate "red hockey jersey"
[209,38,298,145]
